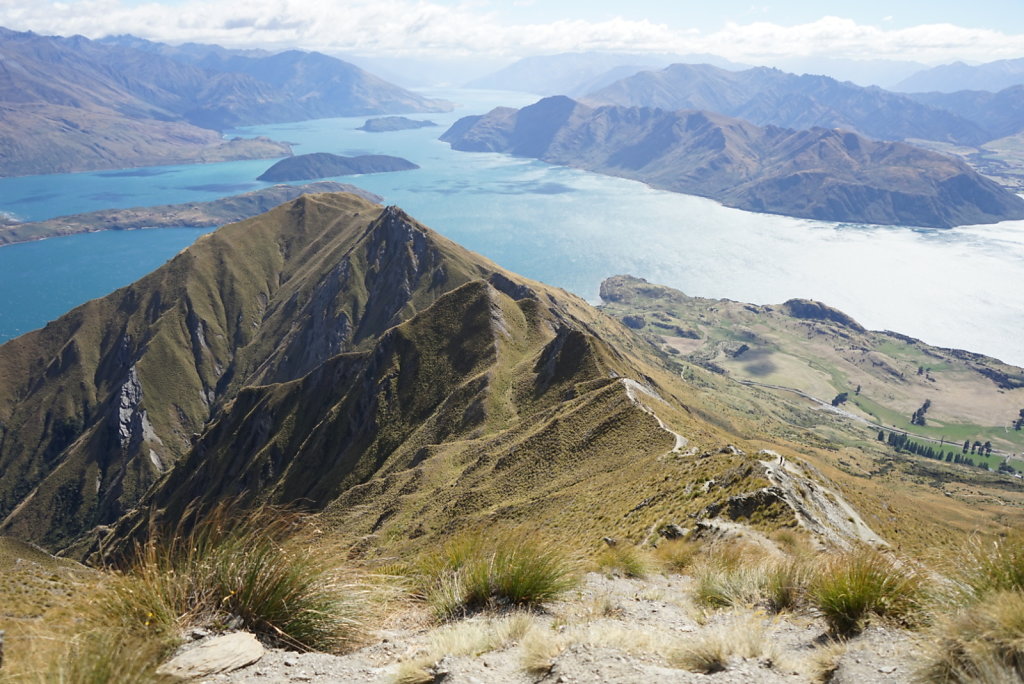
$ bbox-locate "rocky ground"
[175,572,922,683]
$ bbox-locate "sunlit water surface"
[1,88,1022,366]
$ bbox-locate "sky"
[1,0,1023,66]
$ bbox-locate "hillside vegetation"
[0,193,1023,681]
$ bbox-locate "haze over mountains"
[894,57,1024,93]
[465,52,747,97]
[0,28,450,176]
[441,96,1024,228]
[582,63,1003,146]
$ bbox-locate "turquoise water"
[1,88,1023,366]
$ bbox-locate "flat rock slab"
[157,632,265,680]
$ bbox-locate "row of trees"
[878,430,991,470]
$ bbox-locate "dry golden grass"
[669,615,773,673]
[918,590,1024,683]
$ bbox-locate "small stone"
[879,665,897,674]
[283,659,296,667]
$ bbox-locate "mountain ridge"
[582,63,991,145]
[0,28,450,176]
[440,96,1024,228]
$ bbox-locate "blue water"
[1,88,1023,367]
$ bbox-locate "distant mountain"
[904,86,1024,141]
[584,63,990,145]
[441,96,1024,228]
[97,34,452,126]
[0,28,449,176]
[769,57,928,89]
[895,58,1024,93]
[256,153,419,182]
[0,182,380,245]
[466,52,747,97]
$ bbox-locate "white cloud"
[0,1,1021,65]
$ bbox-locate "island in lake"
[357,116,438,132]
[257,153,419,182]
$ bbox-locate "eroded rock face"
[695,452,886,549]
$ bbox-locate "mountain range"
[582,63,996,145]
[440,96,1024,228]
[0,28,450,176]
[465,52,747,97]
[894,57,1024,93]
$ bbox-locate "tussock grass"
[396,613,539,683]
[520,621,678,674]
[652,538,701,574]
[954,534,1024,600]
[102,503,363,653]
[39,628,172,684]
[809,547,924,636]
[691,542,805,613]
[594,543,653,578]
[918,590,1024,683]
[414,529,579,620]
[669,616,771,673]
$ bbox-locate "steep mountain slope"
[2,192,702,555]
[583,63,990,145]
[0,28,449,176]
[1,192,1021,567]
[895,57,1024,93]
[440,96,1024,228]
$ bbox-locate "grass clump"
[919,590,1024,683]
[670,616,770,673]
[102,503,362,653]
[809,547,923,636]
[955,533,1024,600]
[594,543,653,578]
[652,538,701,574]
[691,542,805,613]
[415,530,579,620]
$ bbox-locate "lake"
[1,88,1023,366]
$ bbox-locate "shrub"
[416,530,579,620]
[809,547,923,636]
[919,590,1024,683]
[102,503,362,653]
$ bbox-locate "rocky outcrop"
[696,452,886,549]
[782,299,866,332]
